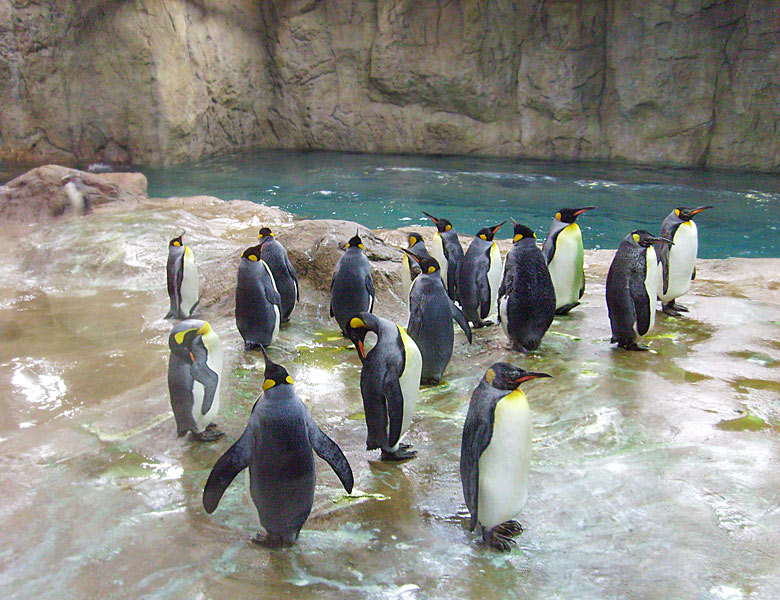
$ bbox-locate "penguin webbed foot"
[482,526,517,552]
[662,301,688,317]
[380,446,416,461]
[617,341,649,352]
[251,532,294,548]
[494,520,523,537]
[421,376,442,386]
[191,426,225,442]
[555,302,580,315]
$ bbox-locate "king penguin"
[168,319,224,441]
[460,363,551,551]
[203,348,353,547]
[345,312,422,460]
[330,232,375,335]
[656,206,712,317]
[165,232,199,320]
[235,240,281,351]
[400,232,432,302]
[542,206,596,315]
[422,212,465,301]
[404,249,471,385]
[257,227,299,323]
[606,230,673,350]
[458,222,506,328]
[498,222,556,353]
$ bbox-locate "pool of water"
[141,151,780,259]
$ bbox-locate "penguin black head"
[483,363,552,390]
[169,321,212,359]
[629,230,673,248]
[260,346,293,391]
[675,206,713,221]
[345,231,364,250]
[555,207,596,224]
[476,222,506,241]
[510,220,537,243]
[241,241,268,262]
[258,227,274,239]
[406,232,425,248]
[170,233,185,247]
[344,313,377,360]
[402,248,440,274]
[422,211,453,233]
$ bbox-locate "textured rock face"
[1,0,778,171]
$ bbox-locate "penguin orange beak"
[516,372,552,384]
[574,206,597,217]
[650,235,675,246]
[492,221,507,234]
[357,339,365,359]
[422,211,439,225]
[401,248,423,265]
[690,205,713,216]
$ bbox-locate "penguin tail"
[523,337,541,352]
[245,341,260,352]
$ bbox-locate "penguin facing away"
[542,207,596,315]
[257,227,299,323]
[460,363,551,551]
[165,232,199,320]
[345,312,422,461]
[400,232,432,301]
[458,222,506,328]
[404,249,472,385]
[235,240,281,351]
[606,230,673,351]
[202,348,353,548]
[498,222,556,353]
[422,211,465,302]
[330,232,375,335]
[167,319,224,441]
[656,206,712,317]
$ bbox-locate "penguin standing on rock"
[203,348,353,548]
[404,249,471,385]
[168,319,224,441]
[235,240,281,351]
[542,207,596,315]
[459,222,506,328]
[422,212,465,301]
[498,222,556,353]
[330,232,375,335]
[656,206,712,317]
[400,232,432,301]
[606,230,673,351]
[257,227,299,323]
[165,232,199,320]
[345,312,422,461]
[460,363,551,551]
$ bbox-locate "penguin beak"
[690,205,713,216]
[651,236,675,246]
[516,372,552,384]
[574,206,597,217]
[356,339,365,359]
[510,217,518,225]
[401,248,423,265]
[259,345,273,373]
[492,221,507,234]
[422,211,438,225]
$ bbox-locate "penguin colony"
[163,206,710,551]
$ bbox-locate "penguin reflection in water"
[346,312,422,460]
[460,363,551,551]
[167,319,224,441]
[165,232,199,320]
[235,239,281,351]
[203,349,353,548]
[459,222,506,328]
[606,230,673,351]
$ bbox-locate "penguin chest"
[180,247,199,316]
[478,390,532,530]
[401,253,412,301]
[638,247,658,336]
[431,234,448,288]
[393,326,422,450]
[661,222,698,301]
[548,225,584,307]
[263,261,281,343]
[486,243,502,320]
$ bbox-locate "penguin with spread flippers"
[235,240,281,351]
[606,230,673,351]
[459,222,506,328]
[498,222,556,353]
[460,363,551,551]
[203,348,353,548]
[656,206,712,317]
[168,319,224,441]
[404,249,472,385]
[422,212,465,301]
[345,312,422,461]
[542,207,596,315]
[400,232,432,301]
[165,232,199,320]
[330,232,375,335]
[257,227,299,323]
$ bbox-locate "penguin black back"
[330,232,375,335]
[257,227,299,323]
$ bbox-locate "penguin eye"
[427,266,436,274]
[248,254,258,261]
[632,233,641,243]
[262,379,275,391]
[445,224,452,231]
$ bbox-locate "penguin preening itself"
[203,348,353,548]
[422,212,465,301]
[235,240,281,351]
[400,232,432,301]
[498,222,556,353]
[165,232,199,320]
[459,222,506,328]
[345,312,422,461]
[606,230,673,351]
[257,227,299,323]
[404,249,472,385]
[656,206,712,317]
[542,206,596,315]
[460,363,551,551]
[330,232,375,335]
[167,319,224,441]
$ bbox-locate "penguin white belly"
[660,222,698,302]
[548,226,584,309]
[643,247,658,336]
[431,234,448,289]
[499,295,509,339]
[392,326,422,452]
[192,333,223,432]
[263,260,281,343]
[180,247,199,317]
[478,390,532,530]
[401,254,412,302]
[486,243,502,321]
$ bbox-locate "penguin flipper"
[407,295,424,340]
[306,415,354,493]
[384,377,406,449]
[285,255,300,301]
[450,298,472,343]
[202,423,255,513]
[476,271,491,320]
[579,272,586,299]
[630,270,651,336]
[541,234,555,264]
[691,266,696,281]
[460,409,492,531]
[264,282,282,308]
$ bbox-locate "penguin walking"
[330,232,375,335]
[498,222,556,353]
[606,230,673,351]
[422,212,465,301]
[400,232,432,301]
[404,249,472,385]
[656,206,712,317]
[345,312,422,460]
[460,363,551,551]
[542,207,596,315]
[168,319,224,441]
[458,222,506,328]
[235,240,281,351]
[165,232,199,320]
[257,227,299,323]
[203,349,353,547]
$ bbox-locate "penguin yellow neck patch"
[173,241,182,246]
[350,317,366,329]
[513,234,524,242]
[262,379,275,391]
[485,368,496,385]
[427,266,436,274]
[174,328,198,345]
[247,254,258,261]
[556,212,562,221]
[445,224,452,231]
[479,234,487,240]
[632,233,641,243]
